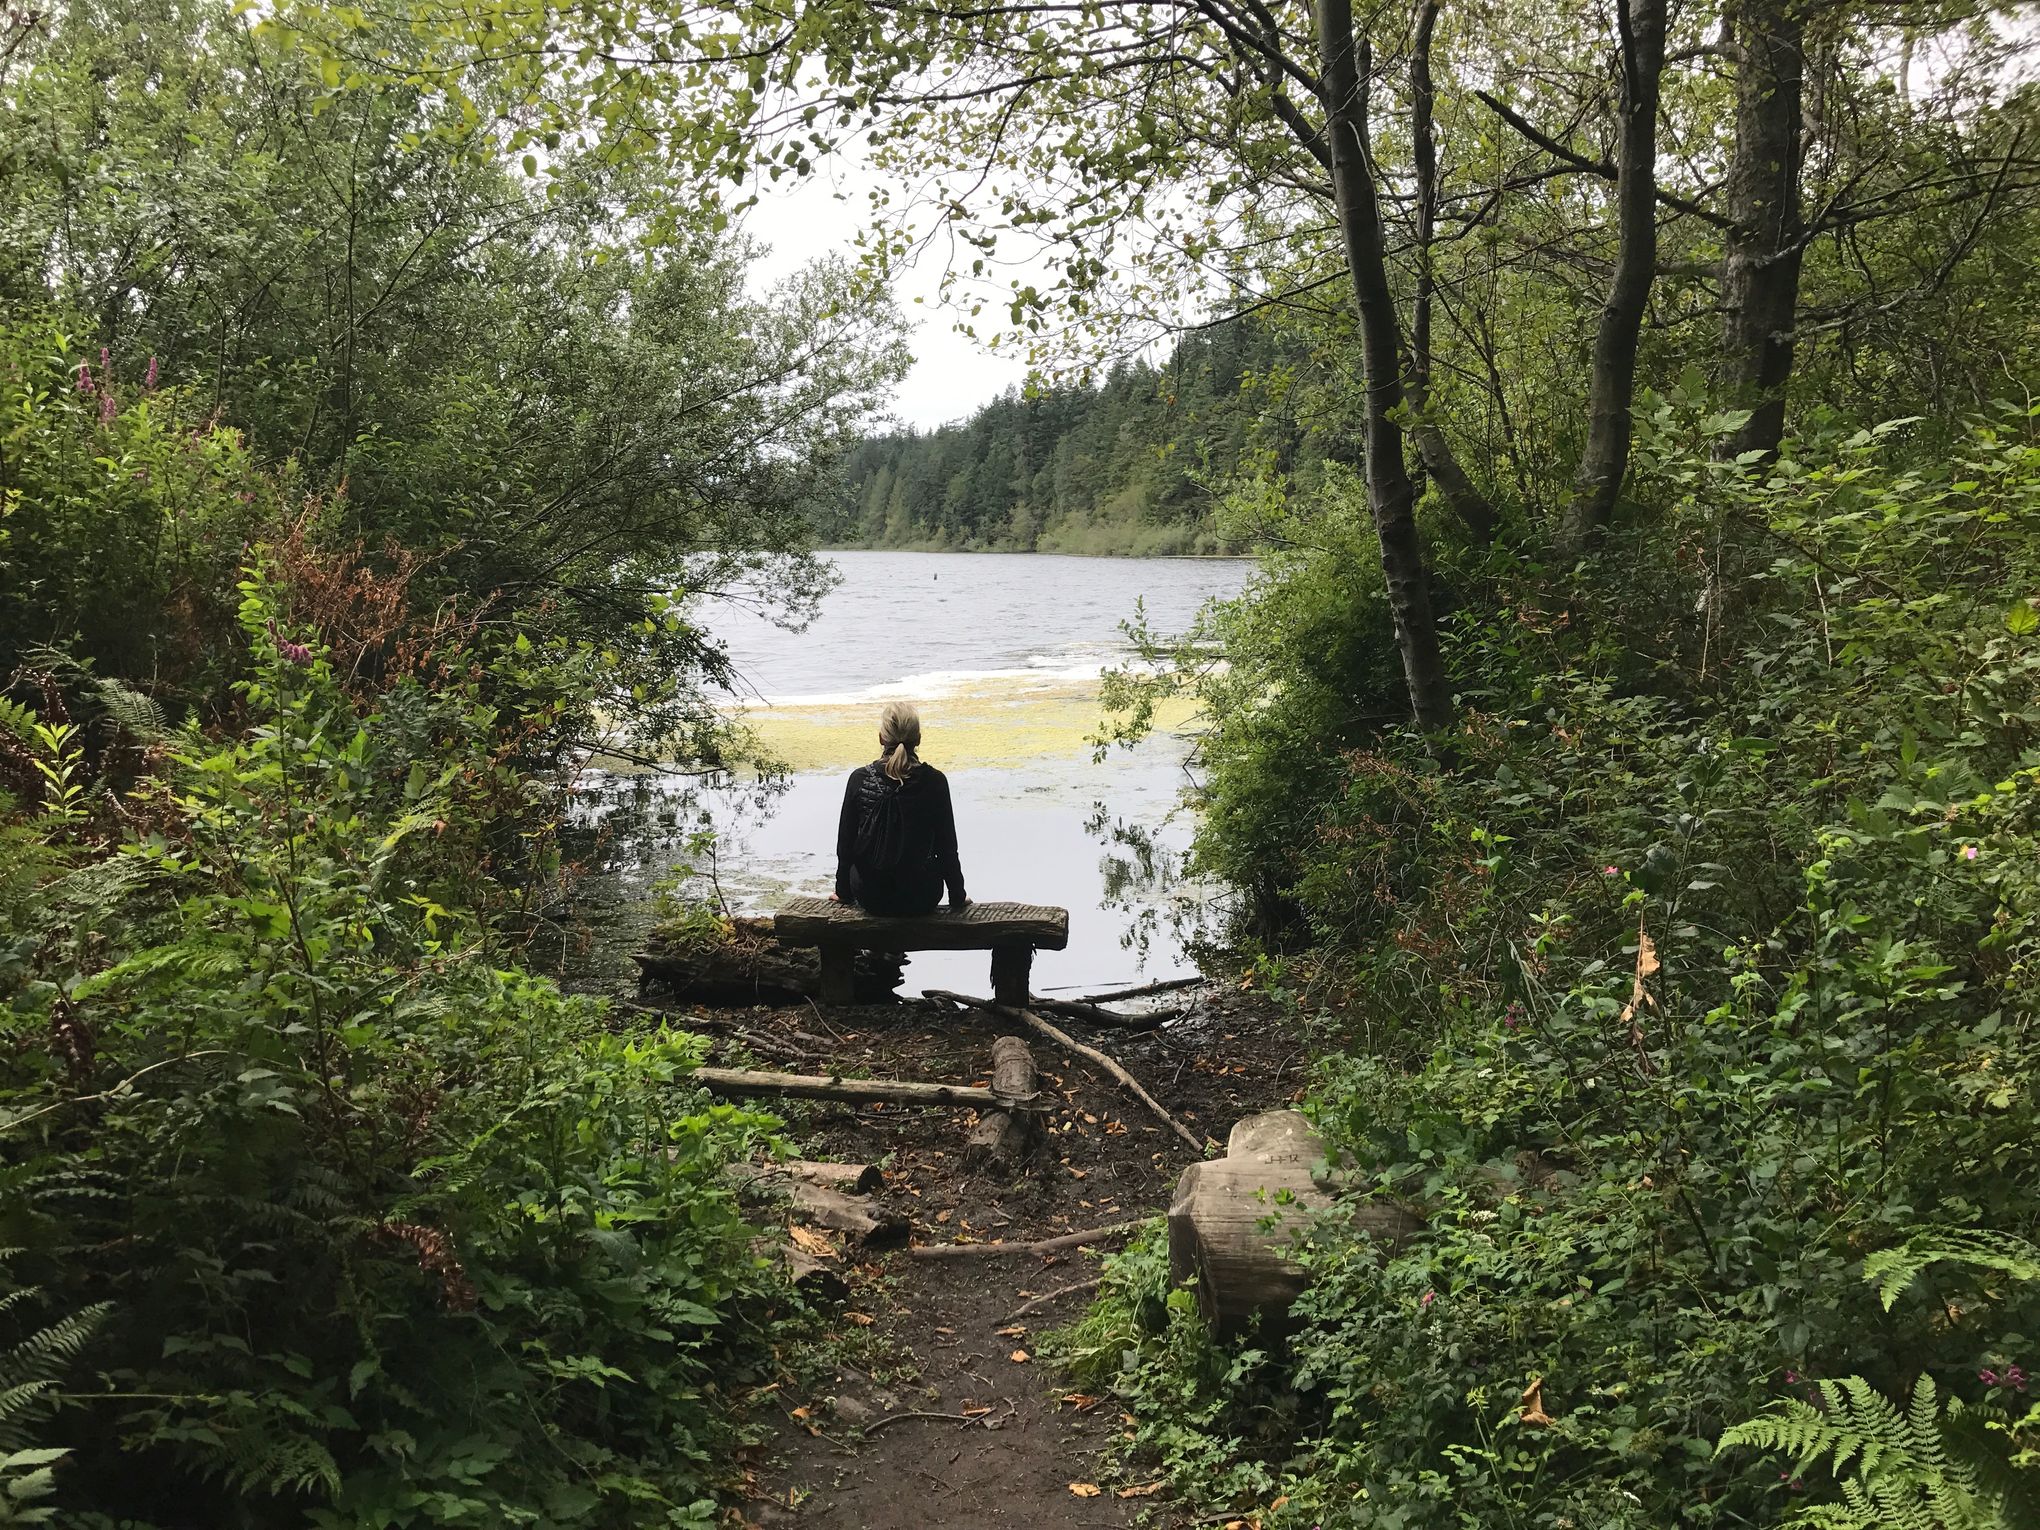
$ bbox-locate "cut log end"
[1167,1109,1423,1332]
[965,1035,1039,1175]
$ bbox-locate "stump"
[1167,1110,1422,1331]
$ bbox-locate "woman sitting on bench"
[833,701,968,916]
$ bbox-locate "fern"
[88,675,164,741]
[0,1261,108,1527]
[1865,1229,2040,1312]
[1720,1375,2009,1529]
[0,699,33,744]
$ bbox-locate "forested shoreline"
[818,326,1291,555]
[3,0,2039,1526]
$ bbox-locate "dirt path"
[662,984,1304,1530]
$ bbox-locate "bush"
[1088,406,2040,1526]
[0,569,792,1526]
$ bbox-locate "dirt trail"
[667,984,1303,1530]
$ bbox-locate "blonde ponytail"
[877,701,922,782]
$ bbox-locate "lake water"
[569,551,1254,995]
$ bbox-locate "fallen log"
[1025,995,1180,1031]
[1077,976,1204,1004]
[690,1066,1026,1112]
[729,1158,885,1195]
[909,1220,1141,1260]
[965,1036,1039,1174]
[1168,1110,1423,1332]
[634,916,904,1006]
[924,992,1207,1154]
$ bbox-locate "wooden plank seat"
[773,896,1069,1006]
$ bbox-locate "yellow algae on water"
[732,679,1204,774]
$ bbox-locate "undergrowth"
[1083,405,2040,1526]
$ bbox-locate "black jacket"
[834,761,966,913]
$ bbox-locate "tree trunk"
[1408,0,1500,546]
[1315,0,1454,732]
[1717,0,1807,461]
[1561,0,1669,554]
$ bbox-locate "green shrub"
[0,569,792,1525]
[1087,407,2040,1526]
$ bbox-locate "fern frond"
[2,1303,111,1381]
[1725,1373,2013,1530]
[1865,1228,2040,1311]
[90,677,165,740]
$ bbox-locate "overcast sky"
[739,157,1034,433]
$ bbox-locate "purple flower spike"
[98,390,115,425]
[144,355,159,392]
[76,364,94,395]
[278,640,313,667]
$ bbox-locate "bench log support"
[990,945,1032,1009]
[818,947,857,1005]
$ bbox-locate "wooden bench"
[773,897,1070,1006]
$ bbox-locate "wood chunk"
[1167,1109,1423,1332]
[765,1237,850,1303]
[965,1036,1039,1175]
[788,1182,908,1249]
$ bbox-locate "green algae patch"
[731,681,1203,774]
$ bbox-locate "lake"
[568,550,1254,995]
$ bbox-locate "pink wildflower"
[144,355,159,391]
[76,364,94,395]
[98,390,115,425]
[1602,865,1620,876]
[1962,845,1979,861]
[1420,1289,1436,1309]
